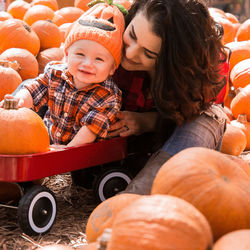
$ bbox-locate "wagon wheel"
[17,185,57,236]
[93,166,132,203]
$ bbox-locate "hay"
[0,174,98,249]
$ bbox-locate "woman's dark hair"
[126,0,228,125]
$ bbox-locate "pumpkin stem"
[3,98,18,110]
[237,114,247,124]
[98,228,112,250]
[222,175,230,182]
[23,23,32,33]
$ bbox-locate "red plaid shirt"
[24,61,122,145]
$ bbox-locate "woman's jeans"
[122,104,227,195]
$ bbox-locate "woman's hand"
[108,111,158,138]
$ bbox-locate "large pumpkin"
[0,18,40,56]
[0,48,39,81]
[86,193,140,243]
[213,229,250,250]
[107,194,213,250]
[0,98,50,154]
[236,19,250,42]
[151,147,250,241]
[230,84,250,121]
[7,0,30,19]
[0,64,22,101]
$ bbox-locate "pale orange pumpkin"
[236,19,250,42]
[0,65,22,101]
[0,19,40,56]
[31,0,59,11]
[225,12,239,24]
[230,59,250,90]
[0,98,50,154]
[221,123,247,155]
[74,0,91,11]
[23,4,55,26]
[7,0,30,19]
[52,7,84,26]
[31,20,61,50]
[0,48,39,80]
[0,11,13,21]
[36,47,64,74]
[230,84,250,121]
[213,229,250,250]
[108,194,213,250]
[59,22,73,43]
[86,193,141,243]
[151,147,250,241]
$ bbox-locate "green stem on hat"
[87,0,128,16]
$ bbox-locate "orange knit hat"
[64,2,125,68]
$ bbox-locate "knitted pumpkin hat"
[64,0,126,68]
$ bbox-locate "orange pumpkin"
[31,0,59,11]
[37,47,64,74]
[230,84,250,121]
[52,7,84,26]
[23,4,55,26]
[0,11,13,21]
[31,20,61,50]
[86,193,141,243]
[231,114,250,151]
[113,0,132,10]
[108,194,213,250]
[0,65,22,101]
[7,0,30,19]
[0,48,39,80]
[0,98,50,154]
[221,123,247,155]
[59,22,73,43]
[74,0,91,11]
[213,229,250,250]
[225,40,250,73]
[225,154,250,177]
[230,59,250,89]
[236,19,250,42]
[151,147,250,241]
[0,18,40,56]
[225,12,239,24]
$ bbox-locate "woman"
[109,0,229,194]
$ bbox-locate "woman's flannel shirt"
[24,61,122,145]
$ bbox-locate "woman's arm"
[67,125,97,147]
[108,111,158,137]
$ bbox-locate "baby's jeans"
[122,104,227,195]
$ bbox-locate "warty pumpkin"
[107,194,213,250]
[0,48,39,80]
[213,229,250,250]
[0,18,40,56]
[86,193,140,243]
[0,98,50,154]
[151,147,250,241]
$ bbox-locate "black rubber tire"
[17,185,57,236]
[93,167,132,203]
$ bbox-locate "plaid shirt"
[24,61,122,145]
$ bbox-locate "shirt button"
[56,132,61,137]
[64,113,68,118]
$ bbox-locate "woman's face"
[121,11,162,74]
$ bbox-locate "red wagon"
[0,136,132,236]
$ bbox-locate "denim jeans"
[162,104,227,156]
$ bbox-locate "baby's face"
[66,40,116,89]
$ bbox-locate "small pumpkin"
[0,97,50,154]
[0,64,22,101]
[108,194,213,250]
[0,18,40,56]
[230,84,250,121]
[86,193,141,243]
[31,20,61,50]
[52,7,84,26]
[36,47,64,74]
[31,0,59,11]
[151,147,250,241]
[23,4,55,26]
[213,229,250,250]
[0,48,39,80]
[236,19,250,42]
[7,0,30,19]
[221,123,247,156]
